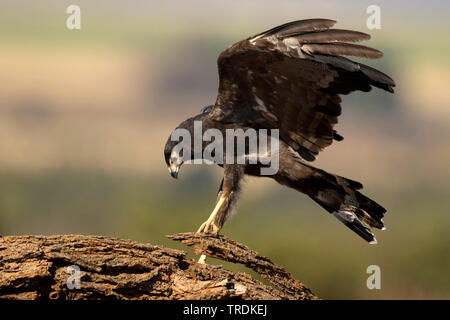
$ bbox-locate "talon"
[196,220,219,234]
[196,221,207,233]
[197,254,207,264]
[211,224,220,234]
[196,195,226,235]
[195,194,227,264]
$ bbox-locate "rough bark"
[168,233,316,300]
[0,234,317,300]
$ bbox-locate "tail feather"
[332,209,378,244]
[330,195,385,244]
[292,166,387,243]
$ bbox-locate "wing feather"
[213,19,395,161]
[294,29,371,43]
[251,18,336,41]
[302,43,383,59]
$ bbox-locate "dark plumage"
[164,19,395,245]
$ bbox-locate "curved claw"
[196,220,220,234]
[196,195,226,234]
[197,255,207,264]
[195,195,227,264]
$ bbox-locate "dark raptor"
[164,19,395,251]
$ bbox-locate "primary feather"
[251,18,337,41]
[301,43,383,59]
[294,29,371,43]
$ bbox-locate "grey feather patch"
[200,105,213,114]
[294,29,371,44]
[332,209,377,243]
[251,19,336,41]
[302,43,383,59]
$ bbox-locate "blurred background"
[1,0,449,299]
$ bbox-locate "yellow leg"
[196,195,226,234]
[196,195,226,264]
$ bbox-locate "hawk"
[164,19,395,250]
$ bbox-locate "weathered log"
[168,232,317,300]
[0,234,317,300]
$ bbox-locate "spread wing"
[209,19,395,161]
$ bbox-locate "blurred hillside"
[0,0,449,299]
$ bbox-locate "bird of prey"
[164,19,395,246]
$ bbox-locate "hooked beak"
[169,164,179,179]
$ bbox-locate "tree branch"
[168,232,317,300]
[0,234,317,300]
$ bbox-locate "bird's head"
[164,138,183,179]
[164,108,212,179]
